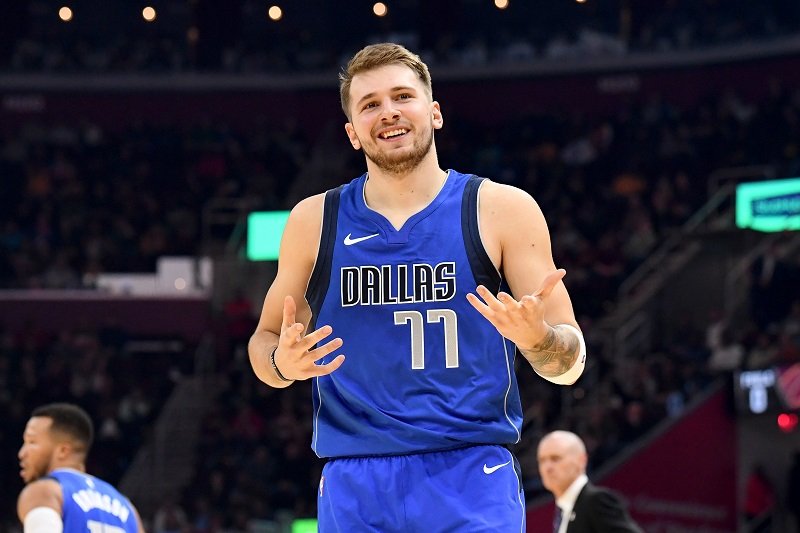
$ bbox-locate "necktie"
[553,506,563,533]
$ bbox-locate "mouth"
[378,128,408,140]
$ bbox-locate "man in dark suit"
[538,430,643,533]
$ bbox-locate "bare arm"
[17,479,62,528]
[132,504,146,533]
[466,181,584,383]
[248,194,345,388]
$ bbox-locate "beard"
[361,124,435,176]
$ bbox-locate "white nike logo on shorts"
[344,233,379,245]
[483,460,511,474]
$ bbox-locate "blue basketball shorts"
[317,445,526,532]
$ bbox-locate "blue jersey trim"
[461,175,501,291]
[308,185,342,328]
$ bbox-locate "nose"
[379,98,400,121]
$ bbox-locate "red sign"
[527,388,737,532]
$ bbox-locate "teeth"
[380,129,407,139]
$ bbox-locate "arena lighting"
[187,26,199,44]
[373,2,388,17]
[777,412,799,433]
[247,210,290,261]
[268,5,283,21]
[494,0,510,9]
[58,6,73,22]
[736,177,800,232]
[142,6,157,22]
[291,519,317,533]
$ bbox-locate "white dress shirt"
[555,474,589,533]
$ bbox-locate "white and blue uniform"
[307,170,526,532]
[47,468,138,533]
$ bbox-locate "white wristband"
[24,506,63,533]
[534,323,586,385]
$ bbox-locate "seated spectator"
[708,327,746,373]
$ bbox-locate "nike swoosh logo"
[483,460,511,474]
[344,233,379,246]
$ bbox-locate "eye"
[362,102,378,110]
[396,93,412,100]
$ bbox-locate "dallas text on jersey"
[340,262,456,307]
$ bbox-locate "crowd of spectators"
[1,0,799,74]
[2,5,800,528]
[3,79,799,321]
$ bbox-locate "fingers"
[468,286,523,311]
[468,268,567,315]
[309,335,344,363]
[467,286,509,315]
[278,321,345,380]
[281,295,297,330]
[294,324,335,352]
[312,354,346,377]
[534,268,567,298]
[466,287,489,311]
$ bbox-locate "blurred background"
[1,1,800,532]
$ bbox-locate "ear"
[431,101,444,130]
[54,441,72,461]
[344,123,361,150]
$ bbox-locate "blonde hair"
[339,43,433,120]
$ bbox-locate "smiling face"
[537,432,588,499]
[18,416,59,484]
[344,63,443,176]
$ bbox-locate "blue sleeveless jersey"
[47,469,138,533]
[306,170,523,457]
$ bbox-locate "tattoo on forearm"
[520,325,580,378]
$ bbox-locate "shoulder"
[477,180,541,213]
[582,483,626,509]
[17,478,63,521]
[477,180,548,235]
[282,193,325,251]
[290,192,326,224]
[583,482,623,500]
[582,483,643,532]
[275,192,332,277]
[475,179,551,261]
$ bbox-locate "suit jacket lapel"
[565,483,592,532]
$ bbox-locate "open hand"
[466,269,566,349]
[274,295,345,380]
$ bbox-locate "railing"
[600,165,778,360]
[724,232,800,317]
[201,196,261,256]
[120,374,224,516]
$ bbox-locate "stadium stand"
[1,2,800,531]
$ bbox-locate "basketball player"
[248,43,586,532]
[17,403,145,533]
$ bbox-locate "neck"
[51,460,86,474]
[363,155,446,212]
